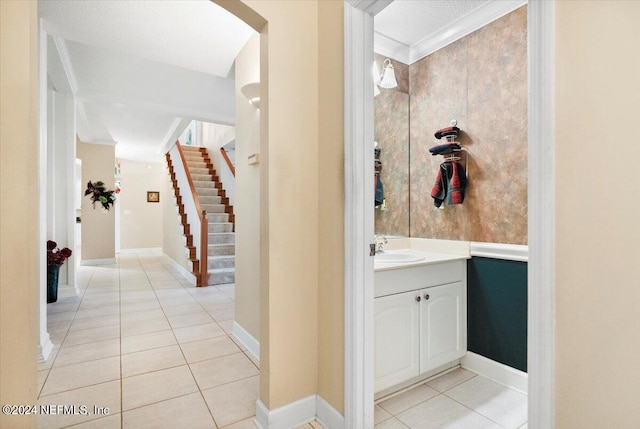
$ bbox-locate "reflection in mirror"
[374,56,410,237]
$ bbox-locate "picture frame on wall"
[147,191,159,203]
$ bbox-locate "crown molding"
[348,0,393,16]
[409,0,527,64]
[373,31,410,65]
[373,0,528,65]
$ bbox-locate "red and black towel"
[431,161,467,208]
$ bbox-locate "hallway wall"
[77,141,116,262]
[0,1,39,427]
[119,159,164,250]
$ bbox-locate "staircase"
[182,146,236,286]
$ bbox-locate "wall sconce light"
[378,58,398,89]
[241,82,260,108]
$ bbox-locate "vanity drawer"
[374,260,465,298]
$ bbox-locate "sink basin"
[375,252,425,263]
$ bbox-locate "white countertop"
[374,249,469,272]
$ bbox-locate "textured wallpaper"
[375,6,528,245]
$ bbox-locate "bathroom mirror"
[374,55,410,237]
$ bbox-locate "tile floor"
[40,252,527,429]
[38,252,258,429]
[374,368,528,429]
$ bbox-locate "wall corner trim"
[255,395,316,429]
[231,321,260,364]
[254,395,345,429]
[316,395,345,429]
[461,351,528,394]
[469,242,528,262]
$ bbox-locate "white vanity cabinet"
[374,259,467,393]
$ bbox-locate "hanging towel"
[434,126,460,140]
[375,175,385,207]
[431,161,467,208]
[374,147,384,207]
[429,142,461,156]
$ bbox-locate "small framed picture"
[147,191,160,203]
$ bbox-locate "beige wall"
[0,1,39,427]
[201,122,235,174]
[317,0,345,413]
[554,2,640,427]
[77,141,116,261]
[234,34,261,343]
[119,160,163,250]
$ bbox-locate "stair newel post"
[200,209,208,287]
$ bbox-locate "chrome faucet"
[374,234,388,254]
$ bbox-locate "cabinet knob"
[415,296,421,302]
[424,294,430,300]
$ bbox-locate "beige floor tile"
[202,375,259,427]
[121,344,186,377]
[122,392,214,429]
[121,330,177,354]
[122,365,198,411]
[396,395,501,429]
[190,352,259,390]
[62,413,121,429]
[375,417,409,429]
[120,301,161,314]
[173,322,226,344]
[63,325,120,347]
[295,424,313,429]
[210,308,235,322]
[310,422,323,429]
[121,317,170,337]
[223,417,258,429]
[379,383,439,415]
[75,305,120,320]
[38,380,121,429]
[79,297,121,309]
[375,404,392,425]
[162,303,205,317]
[218,319,234,334]
[38,346,60,371]
[69,313,120,332]
[54,338,120,367]
[200,299,236,313]
[180,336,241,363]
[426,368,476,393]
[48,301,81,314]
[41,356,121,396]
[119,308,165,324]
[48,310,77,323]
[167,311,214,329]
[445,376,527,429]
[158,295,198,308]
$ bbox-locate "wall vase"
[47,264,60,303]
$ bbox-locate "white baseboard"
[254,395,344,429]
[232,321,260,364]
[316,395,345,429]
[118,247,162,254]
[162,253,196,285]
[38,336,54,364]
[80,258,117,266]
[461,351,528,394]
[255,396,316,429]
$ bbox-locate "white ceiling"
[374,0,525,64]
[39,0,255,163]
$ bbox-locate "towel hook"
[450,119,458,127]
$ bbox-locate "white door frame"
[343,1,555,427]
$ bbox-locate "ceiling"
[39,0,255,163]
[374,0,525,64]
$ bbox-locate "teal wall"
[467,257,527,372]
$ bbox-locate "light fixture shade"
[379,58,398,89]
[240,82,260,108]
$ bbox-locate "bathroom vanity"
[374,240,469,395]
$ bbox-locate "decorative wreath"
[85,180,116,210]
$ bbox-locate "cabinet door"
[420,281,466,373]
[374,291,420,392]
